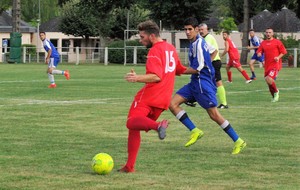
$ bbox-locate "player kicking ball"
[39,32,70,88]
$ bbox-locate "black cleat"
[217,104,229,109]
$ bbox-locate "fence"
[1,46,299,68]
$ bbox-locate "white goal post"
[123,29,144,65]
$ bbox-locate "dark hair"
[184,17,199,28]
[39,31,46,35]
[222,30,230,35]
[138,20,160,37]
[265,27,273,31]
[249,29,254,32]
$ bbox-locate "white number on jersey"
[165,51,176,73]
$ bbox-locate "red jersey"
[134,41,186,110]
[226,38,240,60]
[257,38,287,71]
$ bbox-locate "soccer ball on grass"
[91,153,114,175]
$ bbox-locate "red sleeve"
[256,43,263,54]
[278,40,287,55]
[145,50,163,80]
[175,60,187,75]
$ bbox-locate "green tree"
[108,4,150,39]
[21,0,60,26]
[59,0,101,46]
[59,0,140,40]
[146,0,212,30]
[0,0,11,13]
[218,17,238,32]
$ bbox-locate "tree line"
[1,0,299,40]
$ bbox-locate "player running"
[169,17,246,154]
[247,29,265,80]
[39,32,70,88]
[256,28,287,102]
[221,31,252,84]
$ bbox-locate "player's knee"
[169,100,179,112]
[126,118,135,129]
[126,117,142,130]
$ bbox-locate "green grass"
[0,63,299,190]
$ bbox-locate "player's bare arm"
[221,41,229,57]
[183,67,198,75]
[125,69,160,83]
[46,49,52,64]
[274,53,286,62]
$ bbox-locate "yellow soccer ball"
[91,153,114,175]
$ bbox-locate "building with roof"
[239,7,300,33]
[0,11,36,62]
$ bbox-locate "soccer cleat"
[158,120,169,140]
[226,80,232,83]
[217,104,229,109]
[245,79,252,84]
[64,70,70,80]
[185,128,204,147]
[117,166,135,173]
[232,138,247,154]
[48,83,57,88]
[273,90,279,102]
[250,77,256,80]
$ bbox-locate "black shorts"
[212,60,222,82]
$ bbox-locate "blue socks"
[176,110,196,131]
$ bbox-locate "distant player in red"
[221,31,252,83]
[257,28,287,102]
[118,20,186,173]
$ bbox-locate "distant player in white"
[39,32,70,88]
[247,29,264,80]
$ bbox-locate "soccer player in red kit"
[221,31,252,83]
[256,28,287,102]
[118,20,186,173]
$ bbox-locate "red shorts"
[227,59,241,68]
[127,101,164,121]
[264,69,278,80]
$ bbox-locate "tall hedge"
[108,40,148,64]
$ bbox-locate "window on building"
[62,39,70,52]
[50,39,58,51]
[2,39,10,53]
[73,39,81,53]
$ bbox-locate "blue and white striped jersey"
[42,39,60,58]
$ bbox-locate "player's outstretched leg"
[64,70,70,80]
[158,120,169,140]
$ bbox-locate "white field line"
[227,86,300,94]
[0,98,126,107]
[0,78,123,84]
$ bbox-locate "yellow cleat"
[232,138,247,154]
[273,90,279,102]
[185,128,204,147]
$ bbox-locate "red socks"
[268,82,278,97]
[125,129,140,170]
[241,70,251,80]
[227,71,232,82]
[124,116,159,170]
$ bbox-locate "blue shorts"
[48,57,60,68]
[176,79,217,109]
[251,53,264,63]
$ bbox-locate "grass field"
[0,63,299,190]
